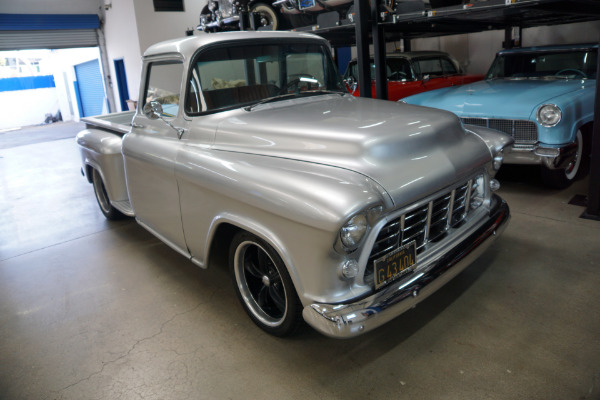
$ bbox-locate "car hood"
[212,94,491,206]
[403,78,591,119]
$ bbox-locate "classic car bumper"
[302,195,510,338]
[504,142,577,170]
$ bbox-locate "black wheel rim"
[234,241,287,326]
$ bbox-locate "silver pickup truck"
[76,31,512,338]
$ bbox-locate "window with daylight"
[153,0,184,12]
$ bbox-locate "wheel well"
[580,121,593,137]
[580,122,594,155]
[207,223,242,269]
[85,165,94,183]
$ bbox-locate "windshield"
[486,49,598,80]
[185,41,345,113]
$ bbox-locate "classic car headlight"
[537,104,562,127]
[340,213,368,250]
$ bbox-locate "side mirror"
[141,100,185,139]
[422,74,430,84]
[143,101,163,120]
[343,76,358,93]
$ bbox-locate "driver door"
[122,60,188,254]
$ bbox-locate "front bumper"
[504,142,577,170]
[302,195,510,338]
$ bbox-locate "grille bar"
[461,117,538,144]
[365,176,481,287]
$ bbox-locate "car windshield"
[486,48,598,80]
[185,41,345,113]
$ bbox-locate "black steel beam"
[582,37,600,220]
[372,1,387,100]
[355,0,372,98]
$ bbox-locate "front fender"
[530,82,596,145]
[176,150,391,305]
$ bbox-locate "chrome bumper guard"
[303,195,510,339]
[504,142,577,169]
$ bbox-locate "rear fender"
[76,129,129,203]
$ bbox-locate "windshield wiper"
[244,90,346,112]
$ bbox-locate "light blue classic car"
[402,43,598,188]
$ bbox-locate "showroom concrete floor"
[1,122,599,400]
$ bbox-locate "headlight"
[340,214,367,250]
[537,104,562,127]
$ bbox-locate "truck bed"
[82,111,135,136]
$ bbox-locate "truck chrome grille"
[365,178,476,287]
[461,117,538,144]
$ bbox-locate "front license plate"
[374,241,417,289]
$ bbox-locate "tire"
[229,231,303,336]
[249,3,280,30]
[540,129,588,189]
[92,168,125,220]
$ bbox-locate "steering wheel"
[281,74,319,94]
[555,68,587,79]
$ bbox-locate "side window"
[144,62,183,118]
[440,57,459,74]
[415,58,444,77]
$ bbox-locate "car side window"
[414,57,444,77]
[440,57,459,74]
[144,62,183,118]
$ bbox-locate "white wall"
[412,21,600,74]
[101,0,143,110]
[0,88,59,129]
[99,0,208,109]
[132,0,207,54]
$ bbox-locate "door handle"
[131,123,145,129]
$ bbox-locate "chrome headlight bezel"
[337,206,383,253]
[340,213,368,251]
[536,104,562,127]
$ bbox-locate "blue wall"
[0,76,55,92]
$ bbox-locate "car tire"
[249,3,280,30]
[540,129,588,189]
[92,168,125,220]
[229,231,303,336]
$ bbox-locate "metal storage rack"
[301,0,600,218]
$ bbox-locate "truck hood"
[213,94,491,207]
[403,78,590,119]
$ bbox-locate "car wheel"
[540,129,586,189]
[92,168,125,220]
[249,3,279,30]
[229,231,303,336]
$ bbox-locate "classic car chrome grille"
[461,117,538,144]
[365,179,474,287]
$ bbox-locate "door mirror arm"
[143,101,186,139]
